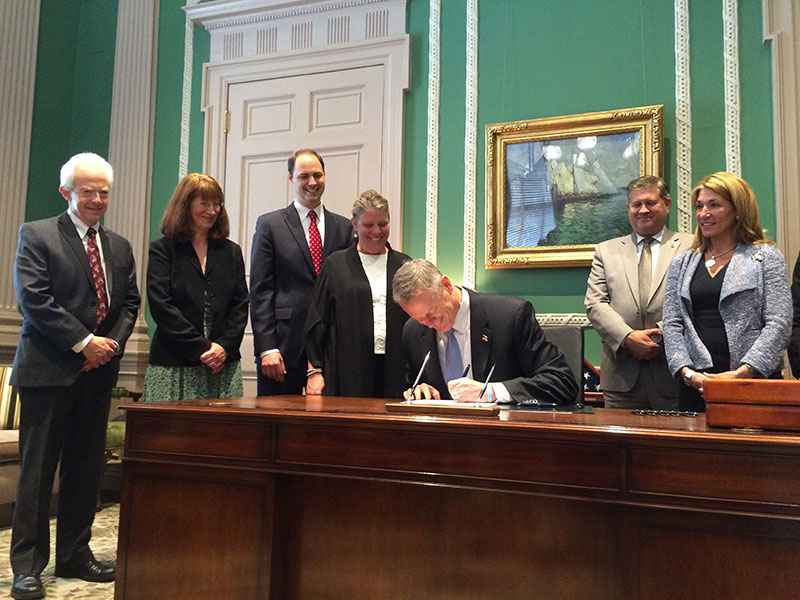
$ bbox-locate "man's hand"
[261,352,286,382]
[622,328,662,360]
[447,377,486,402]
[403,383,441,401]
[200,343,227,374]
[306,373,325,395]
[81,336,118,372]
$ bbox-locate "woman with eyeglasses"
[662,172,792,411]
[144,173,249,401]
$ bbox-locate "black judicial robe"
[305,244,411,398]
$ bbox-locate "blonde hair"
[352,189,389,222]
[690,171,769,250]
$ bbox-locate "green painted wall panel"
[26,0,117,222]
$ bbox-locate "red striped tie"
[86,228,109,326]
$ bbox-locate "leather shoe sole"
[11,574,44,600]
[54,558,115,583]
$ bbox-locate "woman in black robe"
[304,190,411,397]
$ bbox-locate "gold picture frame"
[485,104,663,269]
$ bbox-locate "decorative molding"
[106,0,159,386]
[425,0,440,264]
[179,1,202,179]
[0,0,40,357]
[674,0,692,233]
[187,0,405,62]
[537,313,591,328]
[764,0,800,262]
[463,0,478,288]
[723,0,742,175]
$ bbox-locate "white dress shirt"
[293,200,326,246]
[634,227,666,279]
[358,251,388,354]
[436,288,510,402]
[67,208,110,353]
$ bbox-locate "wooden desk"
[115,397,800,600]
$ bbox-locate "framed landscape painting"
[485,104,663,269]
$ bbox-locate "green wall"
[402,0,773,362]
[26,0,118,222]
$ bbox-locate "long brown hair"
[160,173,230,240]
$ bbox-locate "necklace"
[704,246,735,268]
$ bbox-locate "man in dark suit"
[392,259,577,404]
[10,153,140,600]
[250,149,353,395]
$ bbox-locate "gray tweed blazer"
[662,243,792,377]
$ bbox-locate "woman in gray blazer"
[662,172,792,411]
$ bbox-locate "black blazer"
[147,236,248,366]
[789,252,800,377]
[12,212,140,387]
[249,204,353,369]
[305,245,411,397]
[402,290,578,404]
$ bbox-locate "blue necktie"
[444,329,463,382]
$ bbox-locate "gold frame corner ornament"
[485,104,664,269]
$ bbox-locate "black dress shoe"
[10,574,44,600]
[54,557,115,583]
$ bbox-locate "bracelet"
[306,367,323,377]
[681,368,695,385]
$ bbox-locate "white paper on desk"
[405,400,497,408]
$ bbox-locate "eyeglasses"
[195,199,223,211]
[76,188,110,200]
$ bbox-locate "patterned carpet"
[0,505,118,599]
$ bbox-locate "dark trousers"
[10,368,113,576]
[256,361,305,396]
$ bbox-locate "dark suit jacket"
[250,204,353,370]
[305,245,411,397]
[147,236,249,366]
[12,212,140,387]
[789,252,800,377]
[402,290,578,404]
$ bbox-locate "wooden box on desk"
[705,378,800,431]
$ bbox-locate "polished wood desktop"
[115,396,800,600]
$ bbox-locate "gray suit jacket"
[12,212,140,387]
[662,243,792,377]
[585,229,693,392]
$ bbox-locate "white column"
[105,0,159,389]
[764,0,800,264]
[0,0,40,362]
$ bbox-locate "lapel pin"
[481,334,489,343]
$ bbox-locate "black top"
[147,237,249,366]
[690,263,730,372]
[304,245,411,398]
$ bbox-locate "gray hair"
[392,259,444,303]
[352,189,389,221]
[626,175,670,203]
[60,153,114,190]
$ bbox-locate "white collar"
[451,287,470,335]
[67,208,99,238]
[294,200,323,221]
[635,227,665,245]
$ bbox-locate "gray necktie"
[638,237,653,327]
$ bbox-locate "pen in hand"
[478,364,496,400]
[407,350,431,399]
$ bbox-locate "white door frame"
[201,36,409,244]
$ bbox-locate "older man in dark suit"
[250,149,352,395]
[393,259,577,405]
[10,153,140,599]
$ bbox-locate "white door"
[223,65,386,394]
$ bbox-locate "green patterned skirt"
[144,361,243,402]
